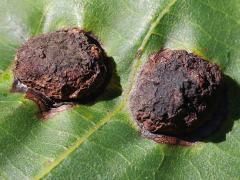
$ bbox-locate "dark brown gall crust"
[13,28,109,108]
[130,49,223,137]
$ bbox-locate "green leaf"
[0,0,240,179]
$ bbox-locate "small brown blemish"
[142,130,195,146]
[136,49,143,59]
[41,104,74,119]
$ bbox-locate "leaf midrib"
[34,0,177,179]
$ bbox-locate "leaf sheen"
[0,0,240,179]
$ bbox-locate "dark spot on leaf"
[130,49,226,145]
[12,28,114,113]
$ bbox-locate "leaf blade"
[0,0,239,179]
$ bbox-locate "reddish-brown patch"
[130,48,225,144]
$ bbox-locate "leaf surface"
[0,0,240,179]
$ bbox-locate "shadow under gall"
[178,75,240,144]
[202,75,240,143]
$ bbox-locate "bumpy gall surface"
[130,49,223,135]
[14,28,108,102]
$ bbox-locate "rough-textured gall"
[14,28,108,103]
[130,49,223,135]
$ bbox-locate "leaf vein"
[34,0,178,178]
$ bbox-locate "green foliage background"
[0,0,240,179]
